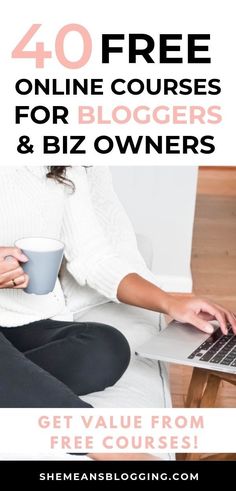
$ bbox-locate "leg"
[76,302,171,414]
[200,374,221,407]
[0,332,91,408]
[2,319,131,397]
[185,368,221,461]
[0,326,156,461]
[185,367,209,408]
[24,321,131,395]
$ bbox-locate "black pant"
[0,319,130,408]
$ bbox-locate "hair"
[46,166,75,191]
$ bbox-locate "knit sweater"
[0,166,160,328]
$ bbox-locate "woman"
[0,166,235,459]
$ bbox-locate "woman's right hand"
[0,247,29,289]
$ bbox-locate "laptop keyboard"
[188,327,236,366]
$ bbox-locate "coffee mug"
[15,237,64,295]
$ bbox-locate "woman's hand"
[167,295,236,335]
[117,273,236,335]
[0,247,29,289]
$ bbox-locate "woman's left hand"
[168,296,236,335]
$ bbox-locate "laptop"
[136,321,236,374]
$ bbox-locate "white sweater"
[0,166,159,328]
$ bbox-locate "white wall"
[111,166,198,292]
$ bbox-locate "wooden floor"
[169,167,236,409]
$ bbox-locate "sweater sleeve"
[61,167,138,302]
[86,166,163,288]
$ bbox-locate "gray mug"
[15,237,64,295]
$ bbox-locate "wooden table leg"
[184,367,234,461]
[185,367,209,408]
[184,367,211,461]
[200,374,221,407]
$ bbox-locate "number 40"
[12,24,92,69]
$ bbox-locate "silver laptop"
[136,321,236,374]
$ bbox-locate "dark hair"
[46,166,75,190]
